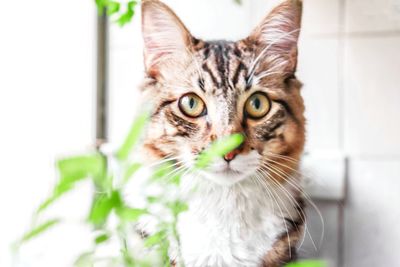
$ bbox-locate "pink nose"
[224,149,240,162]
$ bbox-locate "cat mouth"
[213,167,242,176]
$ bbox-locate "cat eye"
[178,93,206,118]
[245,92,271,119]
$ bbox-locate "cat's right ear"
[141,0,193,77]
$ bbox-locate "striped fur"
[139,1,306,266]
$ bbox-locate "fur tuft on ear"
[248,0,302,75]
[141,0,193,77]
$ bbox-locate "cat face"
[141,0,305,186]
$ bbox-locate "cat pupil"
[189,98,195,109]
[254,98,261,109]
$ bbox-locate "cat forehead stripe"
[196,41,251,93]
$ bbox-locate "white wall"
[0,0,96,266]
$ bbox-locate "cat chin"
[200,170,251,187]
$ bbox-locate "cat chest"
[177,202,286,267]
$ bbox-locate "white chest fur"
[176,175,297,267]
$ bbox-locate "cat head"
[141,0,305,186]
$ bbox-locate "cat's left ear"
[247,0,302,74]
[141,0,193,77]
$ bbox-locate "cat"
[138,0,306,266]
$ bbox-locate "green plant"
[15,112,247,266]
[96,0,138,26]
[94,0,243,26]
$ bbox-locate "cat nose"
[223,148,240,162]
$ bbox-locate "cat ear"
[248,0,302,74]
[141,0,193,76]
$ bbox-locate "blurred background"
[1,0,400,266]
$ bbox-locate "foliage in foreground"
[15,112,242,266]
[94,0,243,26]
[15,112,325,267]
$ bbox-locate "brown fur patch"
[262,226,303,267]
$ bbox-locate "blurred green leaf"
[196,133,245,169]
[127,0,137,10]
[116,111,148,160]
[150,161,183,184]
[37,194,59,213]
[169,172,181,185]
[151,162,175,181]
[21,219,60,243]
[285,260,326,267]
[147,196,161,204]
[74,251,94,267]
[95,233,110,244]
[168,201,188,217]
[88,191,122,226]
[116,1,137,27]
[120,243,136,267]
[95,0,106,14]
[57,154,106,185]
[107,1,120,15]
[117,207,148,222]
[233,0,242,5]
[123,162,142,183]
[37,154,105,213]
[144,231,166,248]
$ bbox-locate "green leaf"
[120,245,135,267]
[127,0,137,10]
[57,154,105,182]
[144,231,166,248]
[95,0,107,14]
[233,0,242,5]
[150,161,183,184]
[37,154,106,213]
[123,162,142,183]
[37,194,59,213]
[169,173,181,185]
[285,260,326,267]
[151,162,175,181]
[116,1,137,26]
[116,10,132,26]
[195,133,245,169]
[74,251,94,267]
[117,207,148,222]
[116,112,149,160]
[94,233,110,244]
[168,201,188,217]
[106,1,120,15]
[88,191,122,225]
[147,196,161,204]
[20,219,60,243]
[152,162,182,185]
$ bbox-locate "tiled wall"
[342,1,400,266]
[108,1,400,266]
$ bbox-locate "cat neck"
[179,173,300,229]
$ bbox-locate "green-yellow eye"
[178,93,206,118]
[245,92,271,119]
